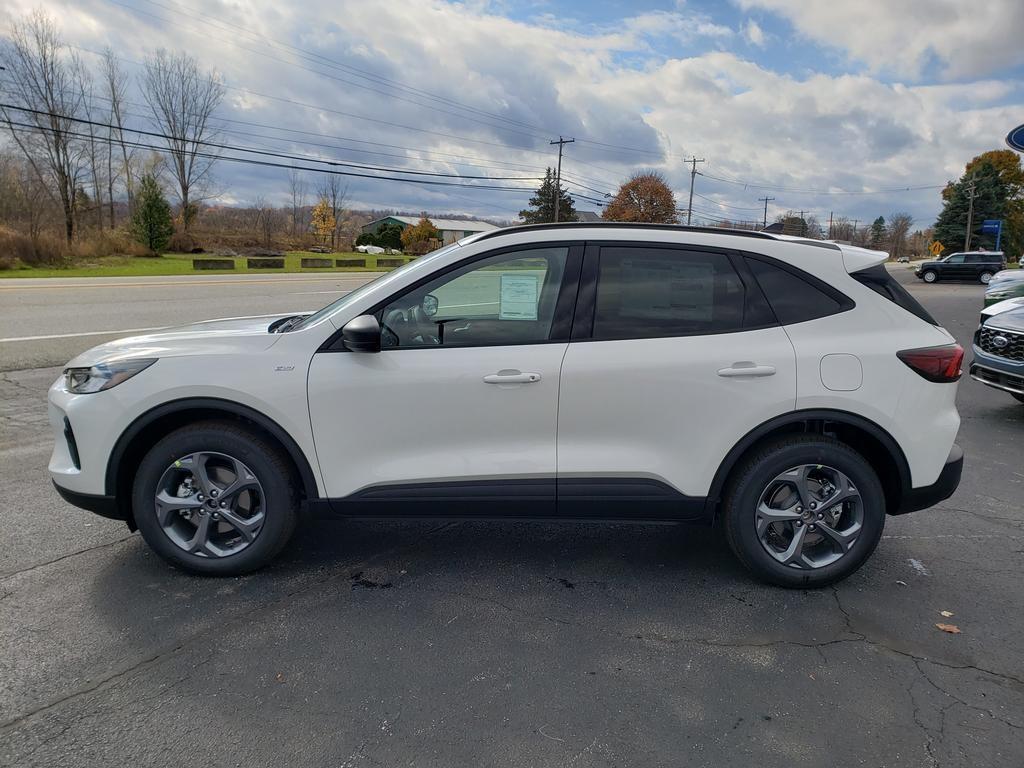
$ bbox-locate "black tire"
[979,271,994,285]
[132,420,298,575]
[1012,393,1024,405]
[922,270,938,283]
[722,435,886,588]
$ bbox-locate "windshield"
[290,243,463,331]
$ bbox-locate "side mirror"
[341,314,381,352]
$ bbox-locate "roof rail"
[473,221,778,243]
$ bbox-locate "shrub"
[167,230,200,253]
[0,226,66,266]
[355,232,379,247]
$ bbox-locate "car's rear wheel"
[922,270,938,283]
[722,436,886,588]
[979,271,994,285]
[133,421,298,575]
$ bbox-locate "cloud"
[734,0,1024,80]
[743,19,765,47]
[2,0,1021,227]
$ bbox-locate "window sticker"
[499,273,539,320]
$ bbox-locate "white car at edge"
[49,223,964,587]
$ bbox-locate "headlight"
[63,358,157,394]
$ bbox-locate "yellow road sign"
[929,241,944,256]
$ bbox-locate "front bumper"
[894,444,963,514]
[52,481,127,521]
[970,344,1024,396]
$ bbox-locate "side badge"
[275,365,295,372]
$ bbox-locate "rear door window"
[591,247,747,340]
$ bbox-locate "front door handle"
[717,362,776,378]
[483,369,541,384]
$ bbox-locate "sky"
[3,0,1023,228]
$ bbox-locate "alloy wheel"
[755,464,863,569]
[153,451,266,558]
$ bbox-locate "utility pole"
[550,136,574,223]
[758,196,775,228]
[828,211,834,239]
[798,210,806,237]
[685,157,705,225]
[964,178,978,251]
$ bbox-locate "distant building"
[575,211,603,222]
[361,215,499,246]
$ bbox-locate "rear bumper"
[894,444,963,514]
[52,481,126,521]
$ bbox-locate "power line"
[0,103,542,182]
[104,0,684,162]
[703,170,944,197]
[0,117,537,192]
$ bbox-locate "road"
[0,272,383,371]
[1,268,1022,767]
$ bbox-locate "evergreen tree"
[520,168,577,223]
[934,158,1010,253]
[130,174,174,254]
[376,221,405,250]
[868,216,886,249]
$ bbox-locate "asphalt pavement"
[0,272,383,371]
[0,267,1022,767]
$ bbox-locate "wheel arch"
[106,398,320,525]
[705,409,911,519]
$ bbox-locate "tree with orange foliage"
[602,172,678,223]
[400,215,440,255]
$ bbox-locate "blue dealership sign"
[980,219,1003,250]
[1008,124,1024,152]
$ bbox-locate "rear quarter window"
[849,265,937,325]
[745,256,853,325]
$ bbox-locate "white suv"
[49,224,964,587]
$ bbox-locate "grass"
[0,250,408,278]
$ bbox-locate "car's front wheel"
[922,270,938,283]
[722,436,886,588]
[979,271,994,285]
[132,421,298,575]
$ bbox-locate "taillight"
[897,344,964,382]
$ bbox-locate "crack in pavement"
[0,521,458,735]
[0,534,137,583]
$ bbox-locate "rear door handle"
[483,369,541,384]
[717,363,776,378]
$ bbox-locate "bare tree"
[287,169,307,237]
[250,196,282,247]
[101,47,133,224]
[830,216,855,242]
[141,49,224,233]
[76,60,105,232]
[316,174,348,249]
[0,11,87,243]
[887,212,914,260]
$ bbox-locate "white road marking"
[908,558,930,576]
[0,326,168,343]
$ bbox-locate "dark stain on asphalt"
[350,571,393,590]
[548,576,576,589]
